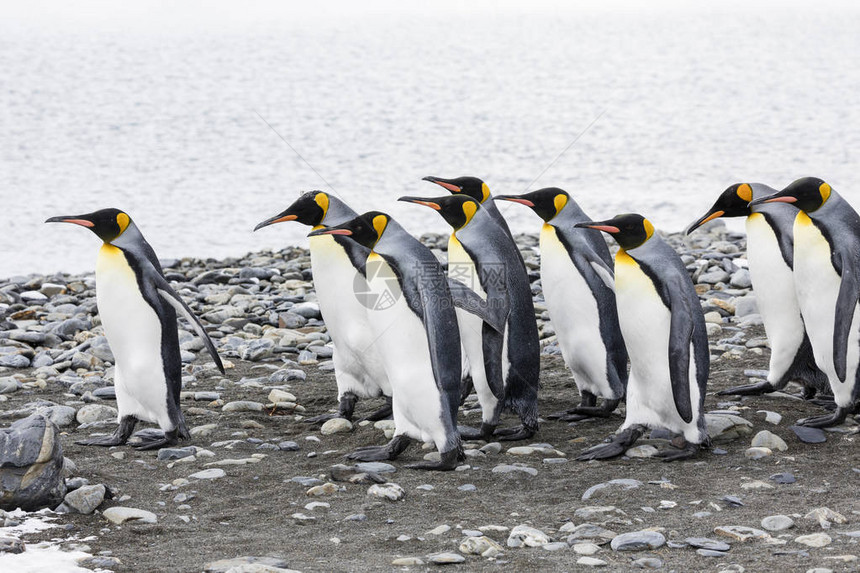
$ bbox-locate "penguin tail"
[505,392,540,432]
[177,415,191,440]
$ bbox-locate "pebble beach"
[2,222,860,572]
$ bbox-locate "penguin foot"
[549,395,618,422]
[576,426,644,461]
[807,397,837,410]
[75,415,137,447]
[345,435,412,462]
[344,446,394,461]
[655,442,699,462]
[305,412,340,425]
[717,380,777,396]
[458,423,495,442]
[360,400,393,423]
[405,448,464,472]
[797,407,850,428]
[493,425,537,442]
[134,428,182,451]
[75,434,128,447]
[307,392,361,424]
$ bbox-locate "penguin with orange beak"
[575,214,709,461]
[399,193,540,441]
[688,183,826,400]
[255,191,392,424]
[496,188,627,422]
[46,208,224,449]
[308,211,489,470]
[750,177,860,427]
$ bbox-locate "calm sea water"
[2,2,859,277]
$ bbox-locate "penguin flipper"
[668,279,695,424]
[447,278,506,334]
[833,252,860,382]
[154,279,225,374]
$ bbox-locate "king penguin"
[495,188,628,421]
[422,175,527,404]
[687,183,827,399]
[308,212,482,470]
[255,191,392,423]
[399,194,541,441]
[46,208,225,449]
[575,214,709,461]
[751,177,860,427]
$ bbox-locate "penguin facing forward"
[308,212,473,470]
[255,191,392,423]
[46,209,224,449]
[751,177,860,427]
[496,188,628,421]
[399,194,541,441]
[687,183,827,399]
[575,214,709,461]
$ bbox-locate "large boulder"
[0,413,67,511]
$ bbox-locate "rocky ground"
[1,223,860,573]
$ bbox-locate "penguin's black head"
[254,190,330,231]
[398,194,480,230]
[495,188,570,222]
[686,183,755,234]
[750,177,832,213]
[307,211,388,249]
[422,175,490,203]
[575,213,655,250]
[45,208,132,243]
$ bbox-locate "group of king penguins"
[45,175,860,470]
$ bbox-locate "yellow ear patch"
[553,194,568,216]
[461,200,478,227]
[372,214,388,239]
[116,212,130,235]
[480,182,490,203]
[314,193,330,221]
[642,218,655,241]
[736,183,753,203]
[819,182,832,204]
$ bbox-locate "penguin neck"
[615,248,638,267]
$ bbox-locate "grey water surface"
[1,1,858,276]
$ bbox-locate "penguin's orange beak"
[576,223,620,234]
[495,195,535,207]
[422,176,461,193]
[398,196,442,210]
[45,216,95,227]
[686,209,725,235]
[308,228,352,237]
[254,213,298,231]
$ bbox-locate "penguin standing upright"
[687,183,827,398]
[422,176,526,403]
[308,212,482,470]
[751,177,860,427]
[399,194,540,441]
[46,209,224,449]
[254,191,392,423]
[496,188,628,421]
[575,214,709,461]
